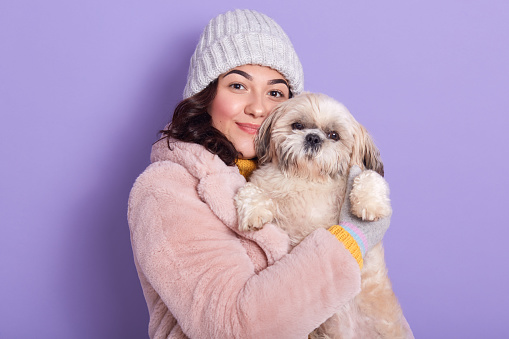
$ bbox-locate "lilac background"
[1,1,508,338]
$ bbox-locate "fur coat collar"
[150,138,291,265]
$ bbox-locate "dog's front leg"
[234,183,275,231]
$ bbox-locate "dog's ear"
[350,124,384,176]
[255,103,284,166]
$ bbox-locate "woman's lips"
[236,123,260,135]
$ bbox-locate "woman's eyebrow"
[223,69,253,80]
[223,70,290,91]
[268,79,290,90]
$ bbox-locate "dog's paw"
[234,183,274,231]
[350,170,391,221]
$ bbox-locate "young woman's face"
[208,64,291,159]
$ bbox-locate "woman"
[128,9,393,338]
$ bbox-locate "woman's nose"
[245,94,267,118]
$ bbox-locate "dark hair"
[159,79,239,166]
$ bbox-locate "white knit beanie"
[183,9,304,99]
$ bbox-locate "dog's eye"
[327,131,340,141]
[292,122,305,130]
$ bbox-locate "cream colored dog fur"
[234,93,410,338]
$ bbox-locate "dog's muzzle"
[304,133,322,153]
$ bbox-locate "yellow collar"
[235,159,257,180]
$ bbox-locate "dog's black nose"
[305,133,322,146]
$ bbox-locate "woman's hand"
[339,165,392,252]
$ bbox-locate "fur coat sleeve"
[128,141,362,339]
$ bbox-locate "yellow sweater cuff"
[328,225,364,269]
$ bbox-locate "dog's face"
[256,92,383,180]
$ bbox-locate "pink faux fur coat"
[128,139,363,338]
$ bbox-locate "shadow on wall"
[60,33,197,337]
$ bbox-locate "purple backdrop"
[1,1,508,338]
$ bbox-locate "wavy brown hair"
[159,79,240,166]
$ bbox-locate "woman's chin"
[236,148,256,160]
[230,138,255,159]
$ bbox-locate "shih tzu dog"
[234,92,409,338]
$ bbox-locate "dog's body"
[235,93,411,338]
[239,164,344,247]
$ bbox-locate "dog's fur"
[234,93,409,338]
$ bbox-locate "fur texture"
[234,93,413,338]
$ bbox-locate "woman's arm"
[128,161,361,338]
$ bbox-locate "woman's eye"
[327,131,340,141]
[230,83,245,90]
[292,122,304,130]
[269,90,284,98]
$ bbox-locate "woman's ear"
[350,124,384,176]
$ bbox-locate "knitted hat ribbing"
[183,9,304,99]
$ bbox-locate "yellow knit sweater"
[235,159,257,180]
